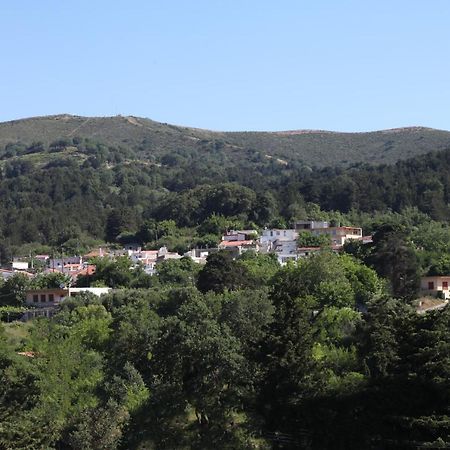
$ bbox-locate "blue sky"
[1,1,449,131]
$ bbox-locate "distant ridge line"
[0,114,445,134]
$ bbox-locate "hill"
[0,114,450,254]
[1,114,450,167]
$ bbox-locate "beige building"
[311,226,362,247]
[420,276,450,300]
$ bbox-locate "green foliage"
[197,214,244,236]
[0,263,448,449]
[155,257,200,286]
[237,251,280,285]
[30,272,71,289]
[270,252,381,309]
[0,306,27,322]
[67,399,129,450]
[0,274,30,307]
[428,254,450,276]
[297,230,331,247]
[1,115,450,448]
[197,251,252,293]
[368,224,420,301]
[259,292,317,428]
[1,124,450,250]
[79,256,134,288]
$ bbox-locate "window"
[428,281,434,290]
[33,294,38,303]
[48,294,54,302]
[40,294,46,302]
[443,281,448,290]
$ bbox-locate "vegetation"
[0,119,450,261]
[0,250,448,449]
[2,115,450,168]
[0,115,449,448]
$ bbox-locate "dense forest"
[0,126,449,257]
[1,248,449,449]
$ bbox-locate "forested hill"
[2,114,450,168]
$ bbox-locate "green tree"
[197,251,251,293]
[82,256,133,288]
[0,274,30,306]
[237,252,280,286]
[31,272,72,289]
[259,292,317,430]
[297,231,331,247]
[270,252,357,309]
[150,294,251,446]
[156,257,200,286]
[368,224,420,301]
[67,400,129,450]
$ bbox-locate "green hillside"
[0,113,450,255]
[1,114,450,167]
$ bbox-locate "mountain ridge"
[1,114,450,168]
[1,113,445,133]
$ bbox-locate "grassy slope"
[1,114,450,167]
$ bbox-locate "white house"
[183,248,213,264]
[258,229,299,264]
[48,256,83,271]
[12,260,29,270]
[25,287,111,307]
[420,276,450,300]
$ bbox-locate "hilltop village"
[1,220,448,312]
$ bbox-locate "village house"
[260,228,298,244]
[295,220,330,230]
[183,248,216,264]
[297,246,322,258]
[218,239,259,256]
[34,254,50,262]
[0,268,34,281]
[259,229,298,251]
[12,259,29,271]
[310,226,363,247]
[156,246,183,262]
[295,220,364,247]
[130,250,158,264]
[47,256,83,271]
[222,230,258,242]
[420,276,450,300]
[84,248,107,259]
[130,249,159,275]
[259,229,298,263]
[25,287,111,307]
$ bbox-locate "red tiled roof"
[73,265,96,277]
[84,249,105,258]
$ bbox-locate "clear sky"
[1,1,449,131]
